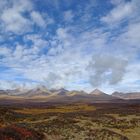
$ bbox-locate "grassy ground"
[0,103,140,140]
[14,104,96,114]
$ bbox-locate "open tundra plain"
[0,101,140,140]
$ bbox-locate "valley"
[0,102,140,140]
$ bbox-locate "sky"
[0,0,140,93]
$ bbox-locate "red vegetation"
[10,125,32,138]
[0,125,44,140]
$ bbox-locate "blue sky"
[0,0,140,93]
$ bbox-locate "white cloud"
[118,22,140,47]
[1,20,140,92]
[0,0,52,34]
[110,0,124,5]
[88,54,128,87]
[0,0,33,34]
[64,10,74,22]
[101,0,135,25]
[0,0,140,93]
[25,34,49,49]
[1,8,31,34]
[0,47,11,57]
[31,11,46,27]
[0,79,38,90]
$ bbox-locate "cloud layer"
[0,0,140,93]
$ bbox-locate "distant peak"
[90,89,105,95]
[112,91,123,95]
[59,88,68,91]
[94,88,101,92]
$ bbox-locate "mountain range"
[112,91,140,99]
[0,87,140,103]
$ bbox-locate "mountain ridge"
[112,91,140,99]
[0,88,140,103]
